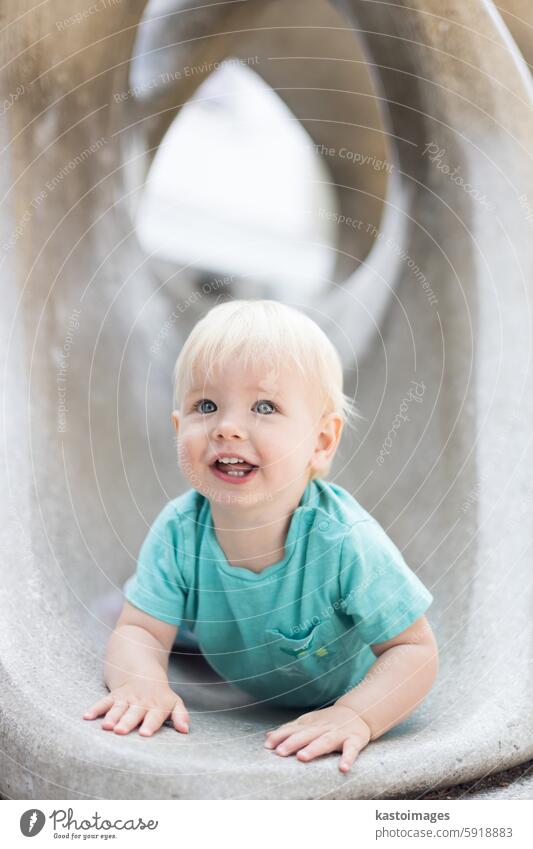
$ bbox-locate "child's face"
[172,358,342,506]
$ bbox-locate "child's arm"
[336,614,438,737]
[264,615,438,772]
[83,601,190,736]
[103,601,175,688]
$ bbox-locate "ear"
[171,410,180,435]
[310,412,343,475]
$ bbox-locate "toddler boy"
[84,299,438,773]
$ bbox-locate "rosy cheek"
[177,441,194,465]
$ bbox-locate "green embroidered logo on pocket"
[280,642,312,657]
[315,646,329,657]
[284,645,329,659]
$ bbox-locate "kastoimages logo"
[20,809,46,837]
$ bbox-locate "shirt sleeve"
[123,503,187,626]
[339,519,433,646]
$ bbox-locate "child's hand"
[264,703,371,772]
[83,681,190,736]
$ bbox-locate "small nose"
[213,414,246,441]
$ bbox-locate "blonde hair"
[173,299,362,480]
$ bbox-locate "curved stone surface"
[131,0,390,284]
[1,0,533,799]
[496,1,533,71]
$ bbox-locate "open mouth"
[210,458,259,481]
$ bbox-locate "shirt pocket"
[265,615,351,681]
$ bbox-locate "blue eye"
[193,399,217,414]
[192,399,278,415]
[254,399,277,415]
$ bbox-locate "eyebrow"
[184,385,284,397]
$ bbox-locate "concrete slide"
[1,0,533,799]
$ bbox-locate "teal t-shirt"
[124,479,433,709]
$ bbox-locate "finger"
[83,696,114,720]
[296,731,341,763]
[113,705,147,735]
[170,703,190,734]
[101,701,129,730]
[264,712,312,741]
[273,727,323,757]
[264,722,301,749]
[339,736,364,773]
[138,707,171,737]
